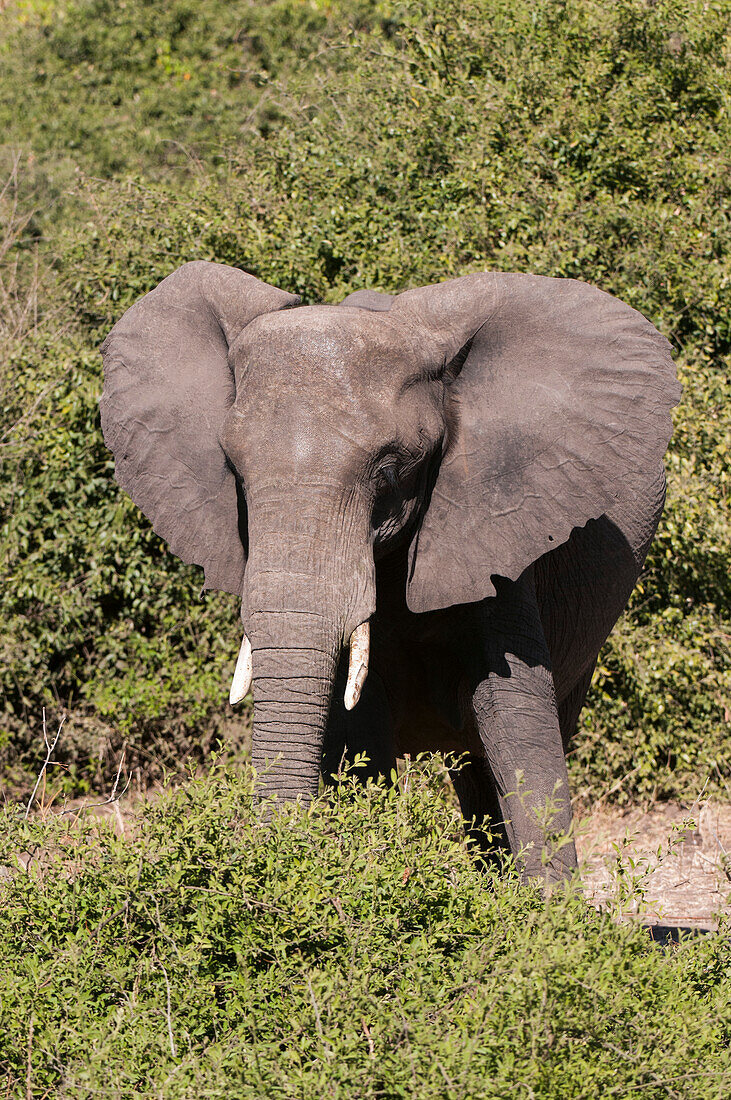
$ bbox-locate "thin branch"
[160,964,177,1059]
[24,711,66,819]
[362,1019,375,1058]
[25,1017,33,1100]
[307,975,332,1057]
[61,746,131,816]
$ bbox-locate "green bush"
[1,0,729,801]
[0,0,371,210]
[1,763,729,1097]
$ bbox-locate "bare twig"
[24,710,66,819]
[94,906,126,936]
[60,746,131,817]
[0,366,73,446]
[362,1019,375,1057]
[705,817,728,857]
[160,964,177,1059]
[85,747,131,809]
[158,139,206,181]
[25,1017,33,1100]
[307,975,332,1057]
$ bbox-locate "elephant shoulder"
[338,289,395,312]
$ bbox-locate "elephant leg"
[558,662,596,752]
[471,571,578,885]
[449,753,510,866]
[322,662,396,786]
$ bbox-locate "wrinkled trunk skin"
[241,493,374,804]
[247,604,341,801]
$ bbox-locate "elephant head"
[100,262,678,800]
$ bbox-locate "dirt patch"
[576,800,731,930]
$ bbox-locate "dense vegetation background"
[1,0,730,803]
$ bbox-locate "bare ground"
[576,799,731,932]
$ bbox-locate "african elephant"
[100,262,680,882]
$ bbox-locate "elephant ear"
[100,261,299,594]
[389,273,680,613]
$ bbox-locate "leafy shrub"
[0,0,729,801]
[1,763,729,1096]
[0,0,369,205]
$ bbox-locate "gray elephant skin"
[100,262,680,881]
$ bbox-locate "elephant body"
[100,262,680,882]
[323,465,666,878]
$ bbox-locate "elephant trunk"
[247,608,341,801]
[240,499,375,803]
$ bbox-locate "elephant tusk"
[229,633,253,705]
[344,621,370,711]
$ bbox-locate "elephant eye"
[375,463,400,493]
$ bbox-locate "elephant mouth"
[229,619,371,711]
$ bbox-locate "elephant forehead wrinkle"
[234,306,415,387]
[236,371,394,456]
[243,308,364,357]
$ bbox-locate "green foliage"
[0,0,366,201]
[1,0,730,800]
[1,764,729,1096]
[0,326,244,785]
